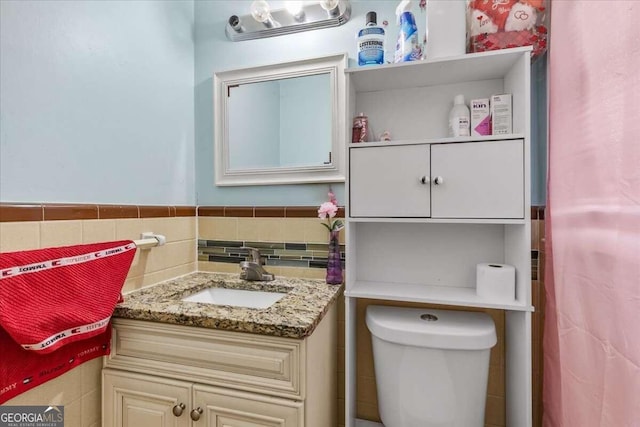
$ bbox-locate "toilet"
[366,306,497,427]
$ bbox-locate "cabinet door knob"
[433,176,444,185]
[190,407,203,421]
[172,403,185,417]
[420,176,430,184]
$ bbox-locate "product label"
[359,27,385,37]
[471,98,491,136]
[457,117,470,136]
[449,117,470,137]
[358,27,385,66]
[394,12,421,63]
[491,94,512,134]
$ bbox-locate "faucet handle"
[240,247,262,264]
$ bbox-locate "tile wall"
[531,207,546,427]
[0,204,197,426]
[197,206,344,279]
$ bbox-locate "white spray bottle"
[394,0,421,63]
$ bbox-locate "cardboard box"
[491,94,512,135]
[471,98,491,136]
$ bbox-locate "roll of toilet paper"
[476,263,516,302]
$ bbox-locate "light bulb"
[285,1,304,16]
[250,0,271,23]
[319,0,339,12]
[319,0,340,17]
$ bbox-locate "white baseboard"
[355,419,384,427]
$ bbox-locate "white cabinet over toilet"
[344,47,533,427]
[350,139,524,220]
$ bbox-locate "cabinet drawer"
[106,319,304,400]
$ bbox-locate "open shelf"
[348,134,525,148]
[347,217,526,224]
[346,280,533,312]
[346,47,533,92]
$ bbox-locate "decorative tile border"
[0,203,196,222]
[198,206,345,218]
[531,250,539,281]
[531,205,545,219]
[2,203,543,221]
[198,239,346,270]
[199,206,541,219]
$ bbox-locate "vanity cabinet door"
[431,140,524,219]
[193,384,303,427]
[103,369,191,427]
[350,144,431,217]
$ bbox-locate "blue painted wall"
[0,0,546,207]
[0,0,195,205]
[531,54,548,206]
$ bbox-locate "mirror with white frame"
[214,53,347,186]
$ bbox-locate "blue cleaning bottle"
[394,0,421,63]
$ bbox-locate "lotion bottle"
[357,11,385,66]
[448,94,470,137]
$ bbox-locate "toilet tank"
[366,306,497,427]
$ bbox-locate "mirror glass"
[214,54,346,186]
[227,74,331,170]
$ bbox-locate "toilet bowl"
[366,306,497,427]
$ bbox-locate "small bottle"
[353,113,369,142]
[357,12,385,66]
[448,94,470,137]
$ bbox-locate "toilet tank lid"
[366,306,497,350]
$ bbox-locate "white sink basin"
[182,287,287,309]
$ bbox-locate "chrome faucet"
[239,247,275,281]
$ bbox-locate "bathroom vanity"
[344,47,534,426]
[102,272,341,427]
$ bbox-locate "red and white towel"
[0,240,136,403]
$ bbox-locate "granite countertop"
[113,272,343,339]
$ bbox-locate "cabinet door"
[431,140,524,219]
[103,369,191,427]
[193,384,303,427]
[350,145,430,217]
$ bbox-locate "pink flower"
[318,201,338,219]
[318,190,344,232]
[328,190,338,206]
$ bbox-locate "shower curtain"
[544,1,640,426]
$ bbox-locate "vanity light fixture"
[226,0,351,42]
